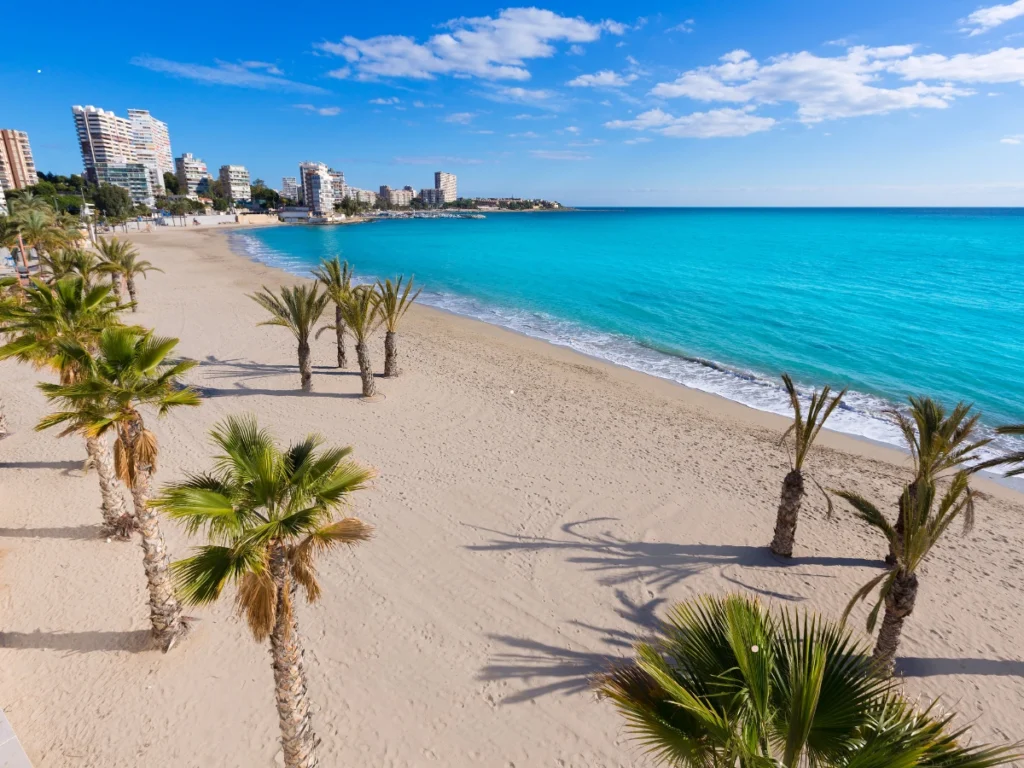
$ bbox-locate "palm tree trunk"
[872,570,918,676]
[125,420,183,651]
[355,341,376,397]
[383,330,398,377]
[888,481,918,566]
[86,434,134,539]
[270,545,319,768]
[109,274,123,304]
[334,305,346,368]
[126,275,138,312]
[770,469,804,557]
[298,339,313,392]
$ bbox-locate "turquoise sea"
[230,208,1024,465]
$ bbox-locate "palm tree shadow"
[197,385,362,400]
[479,590,664,703]
[896,657,1024,678]
[0,629,152,653]
[199,356,359,382]
[1,459,84,475]
[0,524,105,540]
[466,518,883,592]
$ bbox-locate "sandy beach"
[2,225,1022,767]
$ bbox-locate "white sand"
[1,226,1022,767]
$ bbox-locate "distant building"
[299,161,334,216]
[96,162,154,207]
[420,188,444,206]
[380,185,414,207]
[175,153,210,197]
[329,169,346,202]
[347,187,377,205]
[281,176,298,201]
[0,129,39,191]
[72,105,133,186]
[219,164,251,201]
[435,171,457,203]
[279,206,310,223]
[127,109,172,194]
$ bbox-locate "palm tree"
[0,216,23,267]
[17,208,67,268]
[95,237,161,311]
[979,424,1024,476]
[156,415,374,768]
[0,275,20,438]
[837,472,975,675]
[597,593,1020,766]
[312,256,352,369]
[38,327,202,649]
[251,284,330,393]
[338,286,382,397]
[38,249,80,281]
[375,276,421,377]
[769,373,846,557]
[0,276,131,533]
[883,397,989,564]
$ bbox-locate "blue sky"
[4,0,1024,205]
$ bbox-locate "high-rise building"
[329,169,346,202]
[175,153,209,197]
[281,176,298,201]
[127,109,172,194]
[420,188,444,206]
[299,161,335,215]
[95,163,155,207]
[347,188,377,205]
[219,164,251,201]
[0,129,39,191]
[72,105,133,185]
[380,185,413,207]
[435,171,457,203]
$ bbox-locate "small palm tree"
[884,397,989,563]
[338,286,382,397]
[597,593,1020,766]
[375,276,421,377]
[17,208,67,266]
[769,373,845,557]
[38,327,202,649]
[312,256,353,369]
[95,237,161,311]
[837,472,975,675]
[251,284,330,392]
[979,424,1024,476]
[156,415,374,768]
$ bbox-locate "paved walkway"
[0,710,32,767]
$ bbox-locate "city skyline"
[3,0,1024,205]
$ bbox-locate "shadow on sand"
[896,657,1024,678]
[199,356,360,382]
[0,524,106,541]
[0,459,83,473]
[0,629,152,654]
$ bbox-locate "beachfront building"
[175,153,210,197]
[281,176,298,201]
[219,164,251,201]
[95,162,154,207]
[72,105,133,185]
[127,109,173,194]
[330,169,346,202]
[0,129,39,191]
[380,185,414,207]
[435,171,457,203]
[299,161,335,216]
[420,188,444,206]
[347,187,377,205]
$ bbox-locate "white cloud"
[132,57,326,93]
[509,131,540,138]
[605,106,776,138]
[512,112,557,119]
[478,85,557,107]
[327,67,351,79]
[568,44,585,56]
[1001,134,1024,143]
[624,137,652,144]
[887,47,1024,82]
[471,129,495,134]
[649,46,977,123]
[294,104,342,116]
[370,96,401,105]
[565,125,581,134]
[568,138,604,146]
[567,70,639,87]
[317,8,623,81]
[601,20,630,35]
[239,60,284,75]
[530,149,591,160]
[961,0,1024,35]
[666,19,695,33]
[444,111,476,124]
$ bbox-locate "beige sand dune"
[1,226,1022,766]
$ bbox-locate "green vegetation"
[162,171,180,195]
[375,276,421,377]
[313,256,353,368]
[250,284,330,392]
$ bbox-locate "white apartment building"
[281,177,298,201]
[72,105,133,185]
[435,171,457,203]
[299,161,335,216]
[175,153,209,197]
[127,109,173,194]
[329,169,346,202]
[219,164,252,201]
[346,188,377,205]
[0,129,39,191]
[379,185,414,207]
[95,163,155,207]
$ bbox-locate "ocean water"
[229,208,1024,466]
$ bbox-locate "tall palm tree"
[0,276,131,533]
[0,275,20,438]
[597,593,1020,766]
[312,256,353,369]
[95,237,161,311]
[338,286,382,397]
[375,276,421,378]
[38,327,202,649]
[251,284,330,393]
[837,472,975,675]
[884,397,989,564]
[156,415,374,768]
[770,373,846,557]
